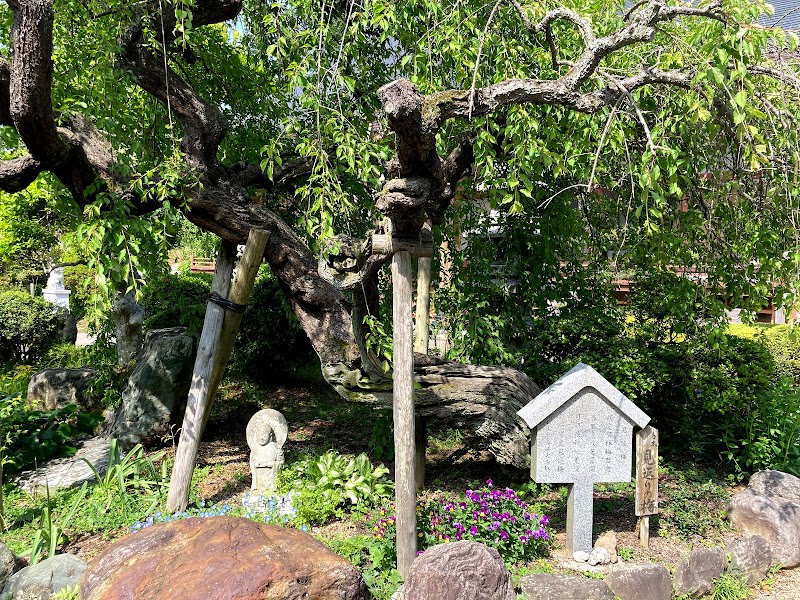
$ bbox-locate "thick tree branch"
[118,24,228,174]
[0,154,44,192]
[0,59,11,126]
[8,0,69,164]
[749,65,800,92]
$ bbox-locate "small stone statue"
[246,409,288,496]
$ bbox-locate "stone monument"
[246,409,288,496]
[517,362,651,554]
[42,267,71,311]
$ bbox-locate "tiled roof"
[761,1,800,30]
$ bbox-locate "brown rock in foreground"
[394,540,515,600]
[80,517,372,600]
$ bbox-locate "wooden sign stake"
[635,425,659,549]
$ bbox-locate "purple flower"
[469,525,478,536]
[500,531,509,541]
[486,479,493,486]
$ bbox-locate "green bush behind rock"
[0,289,66,363]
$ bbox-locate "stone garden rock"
[520,573,614,599]
[573,550,590,562]
[1,554,86,600]
[80,517,372,600]
[605,565,671,600]
[673,547,726,597]
[594,530,618,563]
[13,436,111,493]
[103,327,196,449]
[727,470,800,568]
[112,292,144,366]
[726,535,772,585]
[0,542,16,591]
[394,541,514,600]
[588,547,612,566]
[27,367,97,411]
[747,470,800,501]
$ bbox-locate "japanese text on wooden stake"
[635,425,659,516]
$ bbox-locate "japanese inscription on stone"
[517,363,651,554]
[635,425,659,516]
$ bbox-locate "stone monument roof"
[517,362,651,430]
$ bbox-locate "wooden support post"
[204,229,270,426]
[392,249,417,577]
[414,255,432,354]
[166,230,269,513]
[414,415,426,491]
[413,227,432,490]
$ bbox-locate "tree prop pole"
[413,223,432,491]
[167,229,269,513]
[373,228,433,577]
[392,248,417,577]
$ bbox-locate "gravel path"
[753,567,800,600]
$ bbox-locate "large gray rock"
[726,535,773,585]
[112,293,143,367]
[747,470,800,502]
[394,541,514,600]
[0,554,86,600]
[27,368,97,411]
[103,327,195,448]
[520,573,614,599]
[673,547,725,597]
[605,565,671,600]
[728,470,800,568]
[0,542,16,591]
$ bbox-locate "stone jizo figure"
[246,409,288,496]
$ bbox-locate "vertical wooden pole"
[638,516,650,549]
[413,243,432,491]
[413,255,432,354]
[414,415,426,491]
[166,230,268,513]
[203,230,270,426]
[393,249,417,577]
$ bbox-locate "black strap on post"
[208,292,247,313]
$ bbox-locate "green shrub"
[62,264,97,322]
[281,450,392,524]
[140,271,211,334]
[521,298,777,459]
[728,323,800,385]
[0,363,36,396]
[0,290,66,362]
[232,268,315,378]
[721,379,800,478]
[0,393,103,475]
